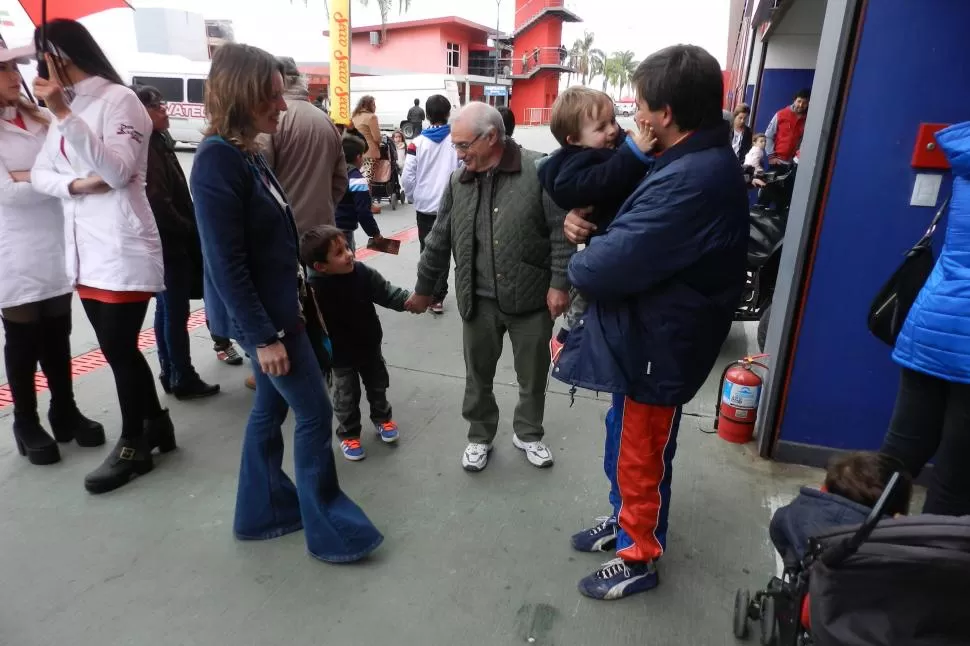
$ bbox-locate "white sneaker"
[461,443,492,472]
[512,435,554,468]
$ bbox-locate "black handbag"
[868,197,949,346]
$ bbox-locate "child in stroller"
[735,452,914,645]
[369,133,405,210]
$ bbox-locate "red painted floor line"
[0,226,419,410]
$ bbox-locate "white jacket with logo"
[32,76,164,293]
[400,125,460,214]
[0,108,74,309]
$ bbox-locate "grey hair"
[451,101,506,141]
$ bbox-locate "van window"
[187,79,206,104]
[132,76,184,103]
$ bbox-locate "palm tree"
[359,0,412,28]
[570,30,599,86]
[293,0,412,29]
[602,56,623,95]
[587,48,606,88]
[612,50,639,99]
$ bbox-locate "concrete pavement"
[0,126,819,646]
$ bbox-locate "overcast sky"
[0,0,731,66]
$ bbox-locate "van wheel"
[401,122,417,138]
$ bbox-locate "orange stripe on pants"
[615,397,679,563]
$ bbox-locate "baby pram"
[369,134,404,210]
[734,473,970,645]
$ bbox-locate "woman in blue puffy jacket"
[881,120,970,516]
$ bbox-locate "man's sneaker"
[578,558,658,600]
[511,435,554,468]
[375,420,399,443]
[570,516,618,553]
[461,443,492,472]
[429,301,444,315]
[340,438,366,461]
[215,343,244,366]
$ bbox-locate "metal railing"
[515,46,571,74]
[524,107,552,126]
[467,57,515,78]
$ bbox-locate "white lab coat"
[0,108,74,309]
[31,75,164,293]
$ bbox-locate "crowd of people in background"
[2,16,966,612]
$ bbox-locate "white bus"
[122,53,211,146]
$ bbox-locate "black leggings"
[881,368,970,516]
[81,299,162,438]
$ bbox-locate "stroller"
[734,473,970,645]
[369,134,405,210]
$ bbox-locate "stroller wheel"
[733,589,750,639]
[760,595,778,646]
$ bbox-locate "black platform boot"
[39,314,106,447]
[3,319,59,465]
[144,409,177,454]
[83,435,154,494]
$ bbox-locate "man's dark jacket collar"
[653,121,731,172]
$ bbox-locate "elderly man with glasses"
[406,102,573,473]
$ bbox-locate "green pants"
[462,297,553,444]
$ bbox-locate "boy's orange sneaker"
[375,420,399,444]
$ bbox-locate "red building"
[508,0,581,125]
[322,16,514,105]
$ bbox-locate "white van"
[350,74,462,137]
[123,54,211,146]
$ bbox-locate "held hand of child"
[405,293,432,314]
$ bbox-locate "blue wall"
[754,68,815,133]
[778,0,970,452]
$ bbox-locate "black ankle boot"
[158,373,172,395]
[144,409,177,454]
[13,414,61,465]
[48,407,106,447]
[84,436,154,494]
[37,314,106,447]
[3,318,59,465]
[172,376,220,401]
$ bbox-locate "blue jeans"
[235,330,384,562]
[154,269,196,387]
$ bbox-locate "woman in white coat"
[0,41,104,466]
[31,20,175,494]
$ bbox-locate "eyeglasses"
[452,134,481,152]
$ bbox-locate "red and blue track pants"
[604,393,682,563]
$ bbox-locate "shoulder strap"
[923,195,951,241]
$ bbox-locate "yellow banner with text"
[329,0,351,126]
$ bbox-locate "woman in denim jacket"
[190,43,382,563]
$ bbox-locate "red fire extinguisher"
[714,354,769,444]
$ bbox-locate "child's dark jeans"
[331,351,392,439]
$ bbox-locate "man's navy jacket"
[552,122,749,406]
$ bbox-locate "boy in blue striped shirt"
[336,136,383,252]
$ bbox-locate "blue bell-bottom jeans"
[235,330,384,562]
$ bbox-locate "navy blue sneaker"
[570,516,618,552]
[578,558,658,600]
